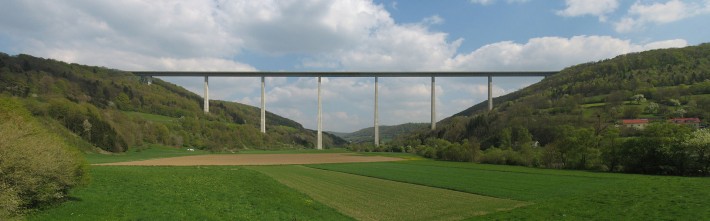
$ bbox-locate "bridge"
[132,71,557,149]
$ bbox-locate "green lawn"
[29,166,352,221]
[249,165,526,221]
[311,160,710,220]
[86,145,351,164]
[84,144,209,164]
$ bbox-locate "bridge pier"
[431,76,436,130]
[374,77,379,147]
[140,76,153,85]
[317,77,323,150]
[204,76,209,113]
[261,76,266,133]
[488,75,492,111]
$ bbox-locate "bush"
[0,97,87,219]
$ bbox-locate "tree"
[631,94,646,104]
[645,102,659,114]
[0,98,86,219]
[600,127,621,171]
[82,118,92,140]
[683,129,710,175]
[623,106,642,119]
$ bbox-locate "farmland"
[312,160,710,220]
[28,166,352,221]
[250,165,526,221]
[30,151,710,220]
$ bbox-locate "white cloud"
[470,0,495,5]
[215,0,393,55]
[614,0,710,33]
[422,15,445,25]
[447,35,688,71]
[470,0,529,5]
[557,0,619,22]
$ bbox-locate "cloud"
[614,0,710,33]
[215,0,394,55]
[422,15,444,25]
[556,0,619,22]
[470,0,529,5]
[0,0,246,70]
[470,0,495,5]
[447,35,688,71]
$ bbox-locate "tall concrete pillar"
[140,76,152,85]
[431,76,436,130]
[317,77,323,150]
[260,76,266,134]
[204,76,209,113]
[374,77,379,147]
[488,75,492,111]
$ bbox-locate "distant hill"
[331,123,428,144]
[395,43,710,148]
[0,53,346,152]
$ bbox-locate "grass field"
[311,160,710,220]
[84,144,209,164]
[29,166,351,221]
[249,165,526,221]
[35,151,710,220]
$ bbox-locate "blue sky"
[1,0,708,132]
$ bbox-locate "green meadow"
[31,151,710,220]
[249,165,526,221]
[312,161,710,220]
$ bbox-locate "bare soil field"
[94,153,403,166]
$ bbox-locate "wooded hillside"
[0,53,345,153]
[382,43,710,176]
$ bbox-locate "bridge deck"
[132,71,556,77]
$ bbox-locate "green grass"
[353,152,428,160]
[85,145,351,164]
[249,165,526,221]
[310,160,710,220]
[84,144,209,164]
[123,111,177,123]
[33,152,710,220]
[29,166,352,221]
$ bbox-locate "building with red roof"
[621,119,649,130]
[669,118,701,129]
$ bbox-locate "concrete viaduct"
[133,71,556,149]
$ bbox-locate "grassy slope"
[311,160,710,220]
[29,166,352,221]
[249,165,526,221]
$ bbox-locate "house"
[622,119,649,130]
[669,118,701,129]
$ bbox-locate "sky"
[1,0,709,132]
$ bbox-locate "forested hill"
[396,43,710,148]
[0,53,345,152]
[454,43,710,118]
[331,123,428,144]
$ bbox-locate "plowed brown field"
[94,153,402,166]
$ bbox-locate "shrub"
[0,97,87,219]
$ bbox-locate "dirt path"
[94,153,403,166]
